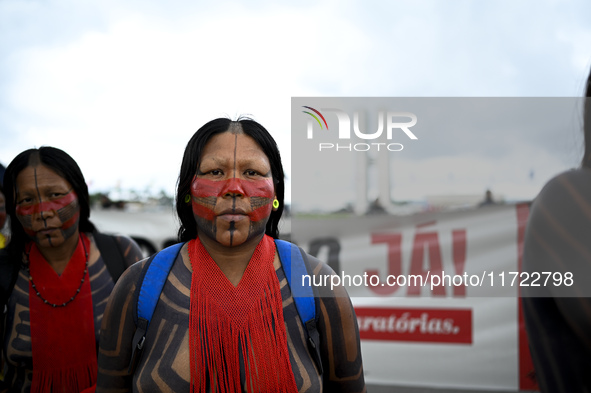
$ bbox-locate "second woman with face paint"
[0,146,143,393]
[96,118,366,392]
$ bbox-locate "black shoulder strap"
[0,250,19,312]
[93,231,126,283]
[127,254,154,374]
[1,250,19,358]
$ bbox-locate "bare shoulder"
[529,168,591,233]
[303,251,336,276]
[112,234,142,250]
[109,257,148,300]
[524,168,591,296]
[302,253,366,391]
[88,232,145,267]
[301,251,351,299]
[112,234,144,265]
[533,168,591,208]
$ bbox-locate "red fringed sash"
[28,234,97,393]
[188,235,298,393]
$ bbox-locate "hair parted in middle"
[175,117,285,242]
[3,146,95,259]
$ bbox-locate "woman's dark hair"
[583,69,591,168]
[0,182,5,227]
[176,117,285,241]
[3,146,95,258]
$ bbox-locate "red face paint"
[16,191,80,236]
[220,178,246,197]
[190,177,274,222]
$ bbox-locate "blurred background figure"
[522,68,591,392]
[0,146,143,392]
[479,189,496,207]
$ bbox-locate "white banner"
[292,203,536,391]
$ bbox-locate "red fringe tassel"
[188,236,298,393]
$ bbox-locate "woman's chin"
[35,235,65,249]
[215,232,249,247]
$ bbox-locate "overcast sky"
[1,0,591,207]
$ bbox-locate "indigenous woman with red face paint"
[0,147,143,393]
[96,118,366,392]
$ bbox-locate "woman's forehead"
[16,164,70,189]
[201,133,269,161]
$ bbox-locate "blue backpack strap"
[128,242,184,373]
[275,239,323,374]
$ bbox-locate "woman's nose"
[32,201,56,220]
[220,178,245,197]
